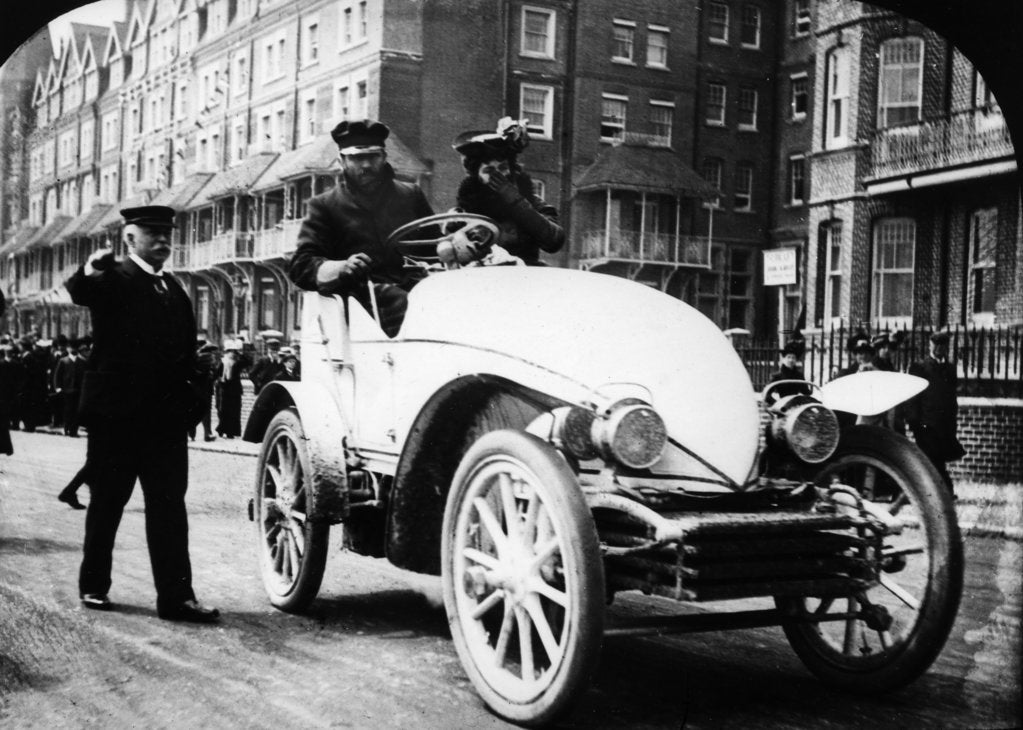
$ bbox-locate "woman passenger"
[446,118,564,265]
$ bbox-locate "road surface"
[1,431,1019,728]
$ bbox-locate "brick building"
[0,0,1017,348]
[803,2,1019,332]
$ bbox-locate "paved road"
[1,431,1019,728]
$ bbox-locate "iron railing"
[870,110,1014,179]
[735,323,1023,398]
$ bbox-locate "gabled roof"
[90,193,150,235]
[573,143,718,198]
[250,134,339,192]
[44,58,59,94]
[0,225,40,258]
[24,215,73,252]
[54,36,71,86]
[31,69,47,105]
[248,132,430,193]
[126,1,150,48]
[103,21,128,64]
[54,204,115,242]
[61,33,82,82]
[193,153,278,205]
[149,173,215,208]
[72,24,109,75]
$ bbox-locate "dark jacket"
[66,258,200,427]
[905,356,959,434]
[288,166,434,295]
[248,354,280,395]
[53,354,87,392]
[768,364,805,383]
[455,171,564,265]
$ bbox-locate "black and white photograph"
[0,0,1020,727]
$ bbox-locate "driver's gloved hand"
[438,229,488,268]
[340,252,372,279]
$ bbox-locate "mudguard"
[819,371,928,417]
[245,381,349,524]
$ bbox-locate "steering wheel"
[386,213,499,263]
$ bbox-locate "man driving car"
[288,119,434,337]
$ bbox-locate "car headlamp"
[593,400,668,470]
[550,406,599,461]
[770,401,840,464]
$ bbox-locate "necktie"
[154,276,168,296]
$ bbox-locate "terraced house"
[0,0,1018,364]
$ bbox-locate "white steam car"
[244,214,962,727]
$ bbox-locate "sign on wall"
[763,247,798,286]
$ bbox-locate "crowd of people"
[0,332,91,437]
[0,329,300,445]
[768,328,964,498]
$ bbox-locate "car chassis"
[244,213,963,727]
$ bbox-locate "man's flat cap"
[331,119,390,153]
[930,331,951,345]
[121,205,177,227]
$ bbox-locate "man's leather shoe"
[158,600,220,623]
[58,488,86,510]
[81,593,112,610]
[204,435,216,442]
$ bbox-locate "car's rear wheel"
[777,425,963,693]
[254,409,330,613]
[442,430,605,727]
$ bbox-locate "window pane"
[647,30,668,66]
[741,6,760,46]
[650,105,672,144]
[708,3,728,41]
[613,25,634,60]
[522,86,550,134]
[706,83,725,123]
[524,11,550,54]
[601,97,626,140]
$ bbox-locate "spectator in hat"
[836,332,877,378]
[871,332,901,372]
[49,334,70,429]
[769,340,806,383]
[288,119,434,338]
[248,338,282,395]
[1,342,24,436]
[64,204,218,623]
[214,343,245,439]
[443,117,564,267]
[189,341,219,442]
[905,331,963,497]
[18,337,51,432]
[52,338,88,436]
[277,352,301,382]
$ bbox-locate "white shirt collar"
[129,252,164,277]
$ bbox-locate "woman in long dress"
[214,348,244,438]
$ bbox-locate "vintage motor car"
[243,213,963,727]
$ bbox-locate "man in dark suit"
[288,119,433,337]
[906,331,964,497]
[65,205,219,623]
[52,338,87,436]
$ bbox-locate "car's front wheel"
[441,430,605,727]
[254,409,330,613]
[777,425,963,692]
